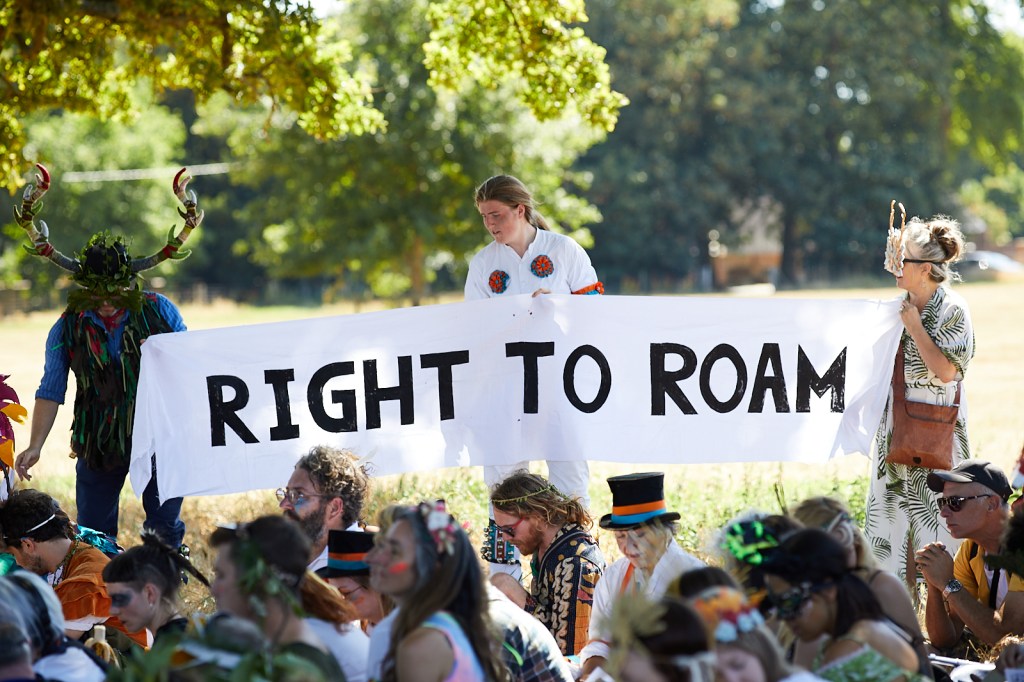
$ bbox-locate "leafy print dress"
[815,639,930,682]
[865,286,974,579]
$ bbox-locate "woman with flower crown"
[208,515,346,681]
[367,501,508,682]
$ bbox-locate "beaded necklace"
[50,537,83,587]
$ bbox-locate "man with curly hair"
[277,445,372,574]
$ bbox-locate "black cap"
[927,461,1013,503]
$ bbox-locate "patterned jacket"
[524,523,605,656]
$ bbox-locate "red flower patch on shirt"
[488,270,510,294]
[530,255,554,278]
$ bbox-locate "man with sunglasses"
[277,445,371,574]
[489,471,605,658]
[916,460,1024,652]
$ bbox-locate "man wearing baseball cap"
[916,460,1024,652]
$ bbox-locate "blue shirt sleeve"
[36,317,71,404]
[153,293,187,332]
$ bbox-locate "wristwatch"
[943,578,964,599]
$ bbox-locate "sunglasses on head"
[937,494,991,513]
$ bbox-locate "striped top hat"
[324,530,374,578]
[599,472,680,530]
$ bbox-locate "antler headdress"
[15,165,204,311]
[16,164,203,274]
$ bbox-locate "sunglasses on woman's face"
[936,494,991,513]
[767,584,813,621]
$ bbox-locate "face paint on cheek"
[387,561,410,574]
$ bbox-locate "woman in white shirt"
[467,174,604,578]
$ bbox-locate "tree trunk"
[778,204,798,287]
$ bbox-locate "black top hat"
[927,460,1013,503]
[323,530,375,578]
[599,472,680,530]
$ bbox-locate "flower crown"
[417,500,459,556]
[689,586,765,643]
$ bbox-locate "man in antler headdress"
[12,164,202,550]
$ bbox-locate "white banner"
[130,295,904,499]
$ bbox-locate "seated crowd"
[3,445,1024,682]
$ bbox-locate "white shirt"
[465,229,601,300]
[35,648,106,682]
[579,541,705,663]
[307,618,370,682]
[367,608,400,681]
[308,521,363,573]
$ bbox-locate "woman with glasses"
[366,500,508,682]
[869,211,974,583]
[102,529,209,644]
[793,497,930,676]
[762,529,927,682]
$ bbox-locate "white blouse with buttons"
[464,228,602,300]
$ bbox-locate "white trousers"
[484,460,591,510]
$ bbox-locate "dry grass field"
[2,281,1022,612]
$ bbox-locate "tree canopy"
[4,0,1024,302]
[0,0,625,192]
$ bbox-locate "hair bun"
[927,216,965,263]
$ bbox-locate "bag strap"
[894,339,961,406]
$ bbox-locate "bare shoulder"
[867,569,907,596]
[868,571,921,629]
[397,627,454,682]
[822,634,865,663]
